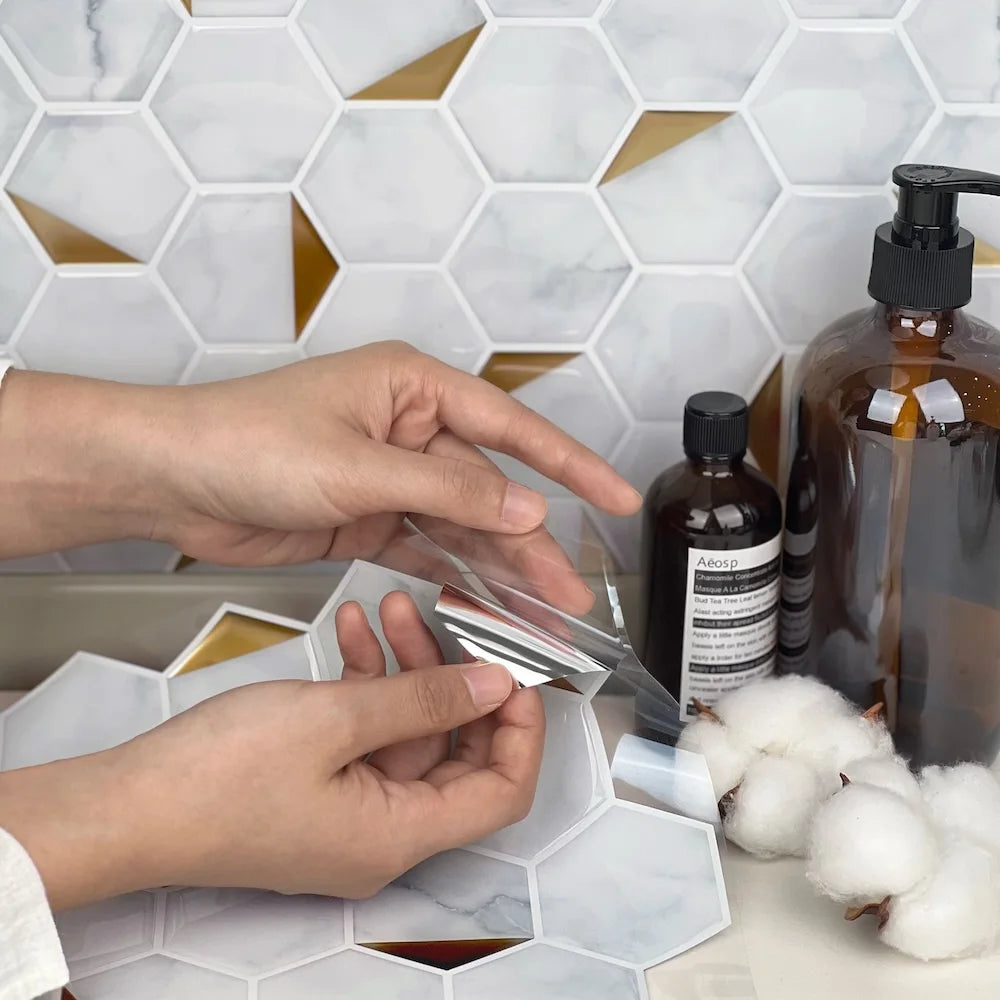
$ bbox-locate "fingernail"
[462,663,513,709]
[502,483,547,529]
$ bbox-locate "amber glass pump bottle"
[784,164,1000,766]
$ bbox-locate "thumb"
[339,662,514,757]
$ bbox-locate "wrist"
[0,750,166,910]
[0,371,181,557]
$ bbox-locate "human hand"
[0,649,542,910]
[0,344,639,612]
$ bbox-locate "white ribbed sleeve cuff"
[0,826,68,1000]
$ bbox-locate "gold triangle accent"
[547,677,583,694]
[173,612,303,675]
[748,360,782,487]
[974,238,1000,266]
[479,352,579,394]
[601,111,732,185]
[8,193,140,264]
[351,24,484,100]
[363,939,529,971]
[179,0,191,12]
[174,555,197,572]
[291,196,338,337]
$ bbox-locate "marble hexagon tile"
[449,25,634,183]
[302,268,488,374]
[0,652,168,771]
[301,107,483,264]
[16,272,199,384]
[151,26,335,183]
[599,113,780,265]
[0,0,182,102]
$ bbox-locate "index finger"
[422,358,640,518]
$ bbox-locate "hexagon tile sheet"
[0,561,730,999]
[2,0,1000,576]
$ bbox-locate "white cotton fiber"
[723,756,828,859]
[920,763,1000,856]
[677,718,759,799]
[841,755,921,805]
[713,675,855,755]
[790,714,895,781]
[807,784,938,903]
[880,840,1000,961]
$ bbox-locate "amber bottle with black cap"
[640,392,782,719]
[784,164,1000,766]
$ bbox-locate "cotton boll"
[790,714,895,780]
[807,784,938,903]
[723,756,828,858]
[713,675,855,754]
[880,840,1000,961]
[920,763,1000,856]
[677,718,759,799]
[841,755,921,805]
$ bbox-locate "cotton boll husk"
[723,756,827,858]
[841,755,921,805]
[807,784,938,903]
[677,718,759,798]
[920,763,1000,856]
[712,675,855,754]
[880,840,1000,961]
[789,713,894,780]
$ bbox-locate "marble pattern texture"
[17,273,197,384]
[160,193,296,345]
[302,108,482,263]
[450,26,634,182]
[600,114,780,265]
[450,190,631,343]
[0,562,730,996]
[0,0,181,102]
[303,269,486,372]
[151,27,334,183]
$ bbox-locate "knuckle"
[412,673,457,730]
[443,461,486,509]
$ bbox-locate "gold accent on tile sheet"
[748,360,782,487]
[291,196,338,337]
[174,555,197,572]
[8,193,139,264]
[363,939,529,971]
[975,238,1000,266]
[601,111,732,185]
[547,677,583,694]
[479,352,579,393]
[351,24,484,100]
[179,0,191,12]
[173,612,303,675]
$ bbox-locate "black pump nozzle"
[869,163,1000,310]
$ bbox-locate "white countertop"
[3,689,997,998]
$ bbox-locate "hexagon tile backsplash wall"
[0,0,999,576]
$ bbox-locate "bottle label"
[679,535,781,717]
[778,526,816,672]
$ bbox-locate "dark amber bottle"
[784,164,1000,766]
[641,392,783,719]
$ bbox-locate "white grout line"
[893,18,944,108]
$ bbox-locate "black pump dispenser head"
[869,165,1000,310]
